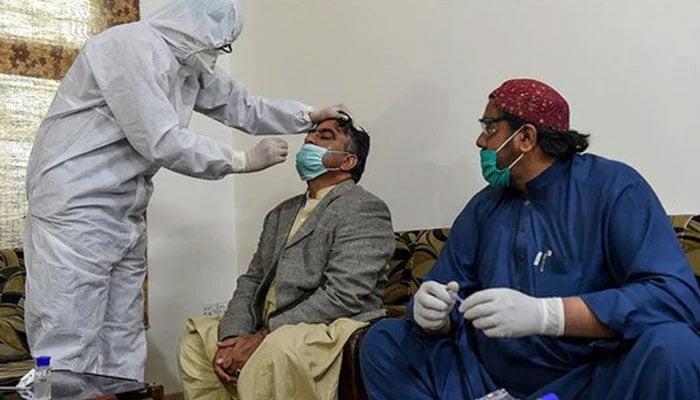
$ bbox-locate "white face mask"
[184,50,218,74]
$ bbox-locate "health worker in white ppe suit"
[24,0,349,380]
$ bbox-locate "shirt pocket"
[534,257,585,297]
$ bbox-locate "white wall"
[141,0,700,393]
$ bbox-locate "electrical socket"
[202,301,228,317]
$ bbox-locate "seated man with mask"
[360,78,700,399]
[178,115,395,400]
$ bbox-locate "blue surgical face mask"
[479,128,525,188]
[295,144,348,181]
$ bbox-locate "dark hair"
[336,119,370,183]
[502,113,589,160]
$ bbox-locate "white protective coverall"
[24,0,314,380]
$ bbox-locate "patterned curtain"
[0,0,139,248]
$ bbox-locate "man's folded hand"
[212,330,269,385]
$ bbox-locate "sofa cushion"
[383,228,449,317]
[670,214,700,286]
[0,248,30,363]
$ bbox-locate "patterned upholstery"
[383,228,450,317]
[0,249,29,363]
[670,215,700,287]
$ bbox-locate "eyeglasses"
[478,117,506,137]
[217,44,233,54]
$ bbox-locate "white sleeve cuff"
[231,149,247,173]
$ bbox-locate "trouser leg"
[236,319,366,400]
[99,232,147,380]
[178,317,238,400]
[360,318,493,400]
[24,216,108,374]
[586,322,700,400]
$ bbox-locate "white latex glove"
[234,138,288,173]
[414,280,458,331]
[458,288,565,338]
[308,104,352,124]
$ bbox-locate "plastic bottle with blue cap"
[34,355,51,400]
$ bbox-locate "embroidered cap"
[489,78,570,131]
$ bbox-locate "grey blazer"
[219,180,395,339]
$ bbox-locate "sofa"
[337,214,700,400]
[2,215,699,394]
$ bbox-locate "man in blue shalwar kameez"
[360,78,700,400]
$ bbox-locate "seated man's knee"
[257,325,299,359]
[360,318,411,365]
[635,322,700,369]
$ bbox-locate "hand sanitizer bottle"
[34,355,51,400]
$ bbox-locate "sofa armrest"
[338,325,371,400]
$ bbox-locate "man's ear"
[518,124,538,153]
[341,153,358,171]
